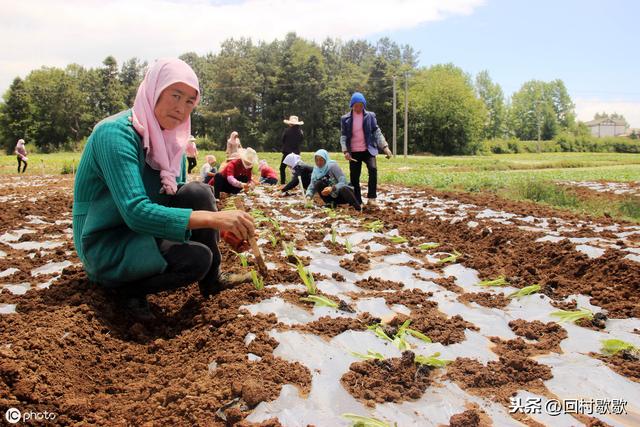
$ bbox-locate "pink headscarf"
[131,58,200,195]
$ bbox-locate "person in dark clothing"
[340,92,392,206]
[306,149,360,211]
[280,153,313,194]
[280,115,304,184]
[15,139,28,173]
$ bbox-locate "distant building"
[585,117,628,137]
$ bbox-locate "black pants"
[187,157,197,174]
[116,182,221,297]
[17,156,27,173]
[315,182,361,211]
[349,151,377,203]
[280,152,297,184]
[261,177,278,185]
[212,173,248,199]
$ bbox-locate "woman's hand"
[343,151,353,161]
[321,186,332,197]
[189,210,255,241]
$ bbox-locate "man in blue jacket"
[340,92,392,206]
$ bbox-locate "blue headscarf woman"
[306,149,361,211]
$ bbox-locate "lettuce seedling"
[250,270,264,290]
[477,276,508,287]
[550,308,594,323]
[231,250,249,268]
[414,352,452,368]
[342,414,394,427]
[267,233,278,248]
[601,339,638,355]
[367,324,393,342]
[418,242,440,250]
[364,220,384,232]
[388,235,408,244]
[437,250,462,265]
[350,350,385,361]
[508,284,541,299]
[300,295,339,309]
[282,241,295,258]
[296,260,317,295]
[331,227,338,244]
[344,239,353,253]
[393,319,432,350]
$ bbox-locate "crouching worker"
[72,58,255,320]
[306,149,361,211]
[257,160,279,185]
[200,154,217,184]
[280,153,313,195]
[212,147,258,199]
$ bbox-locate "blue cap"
[350,92,366,108]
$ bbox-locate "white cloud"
[575,97,640,128]
[0,0,484,94]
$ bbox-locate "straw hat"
[239,148,258,169]
[283,115,304,126]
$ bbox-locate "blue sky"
[374,0,640,125]
[1,0,638,125]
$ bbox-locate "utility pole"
[392,76,397,156]
[403,72,408,158]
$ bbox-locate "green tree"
[508,79,575,140]
[120,57,147,107]
[475,70,505,139]
[0,77,33,153]
[407,64,487,154]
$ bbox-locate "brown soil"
[393,309,478,345]
[490,320,568,357]
[341,351,436,407]
[458,292,510,308]
[339,252,371,273]
[2,176,639,424]
[445,354,553,405]
[291,313,374,339]
[590,352,640,383]
[354,277,404,291]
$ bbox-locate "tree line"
[1,32,594,155]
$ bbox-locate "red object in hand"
[220,230,249,252]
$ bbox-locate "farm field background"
[3,151,639,222]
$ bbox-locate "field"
[0,154,639,426]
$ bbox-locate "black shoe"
[122,295,156,322]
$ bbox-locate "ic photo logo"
[4,407,57,424]
[5,407,21,424]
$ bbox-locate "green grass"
[3,151,639,221]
